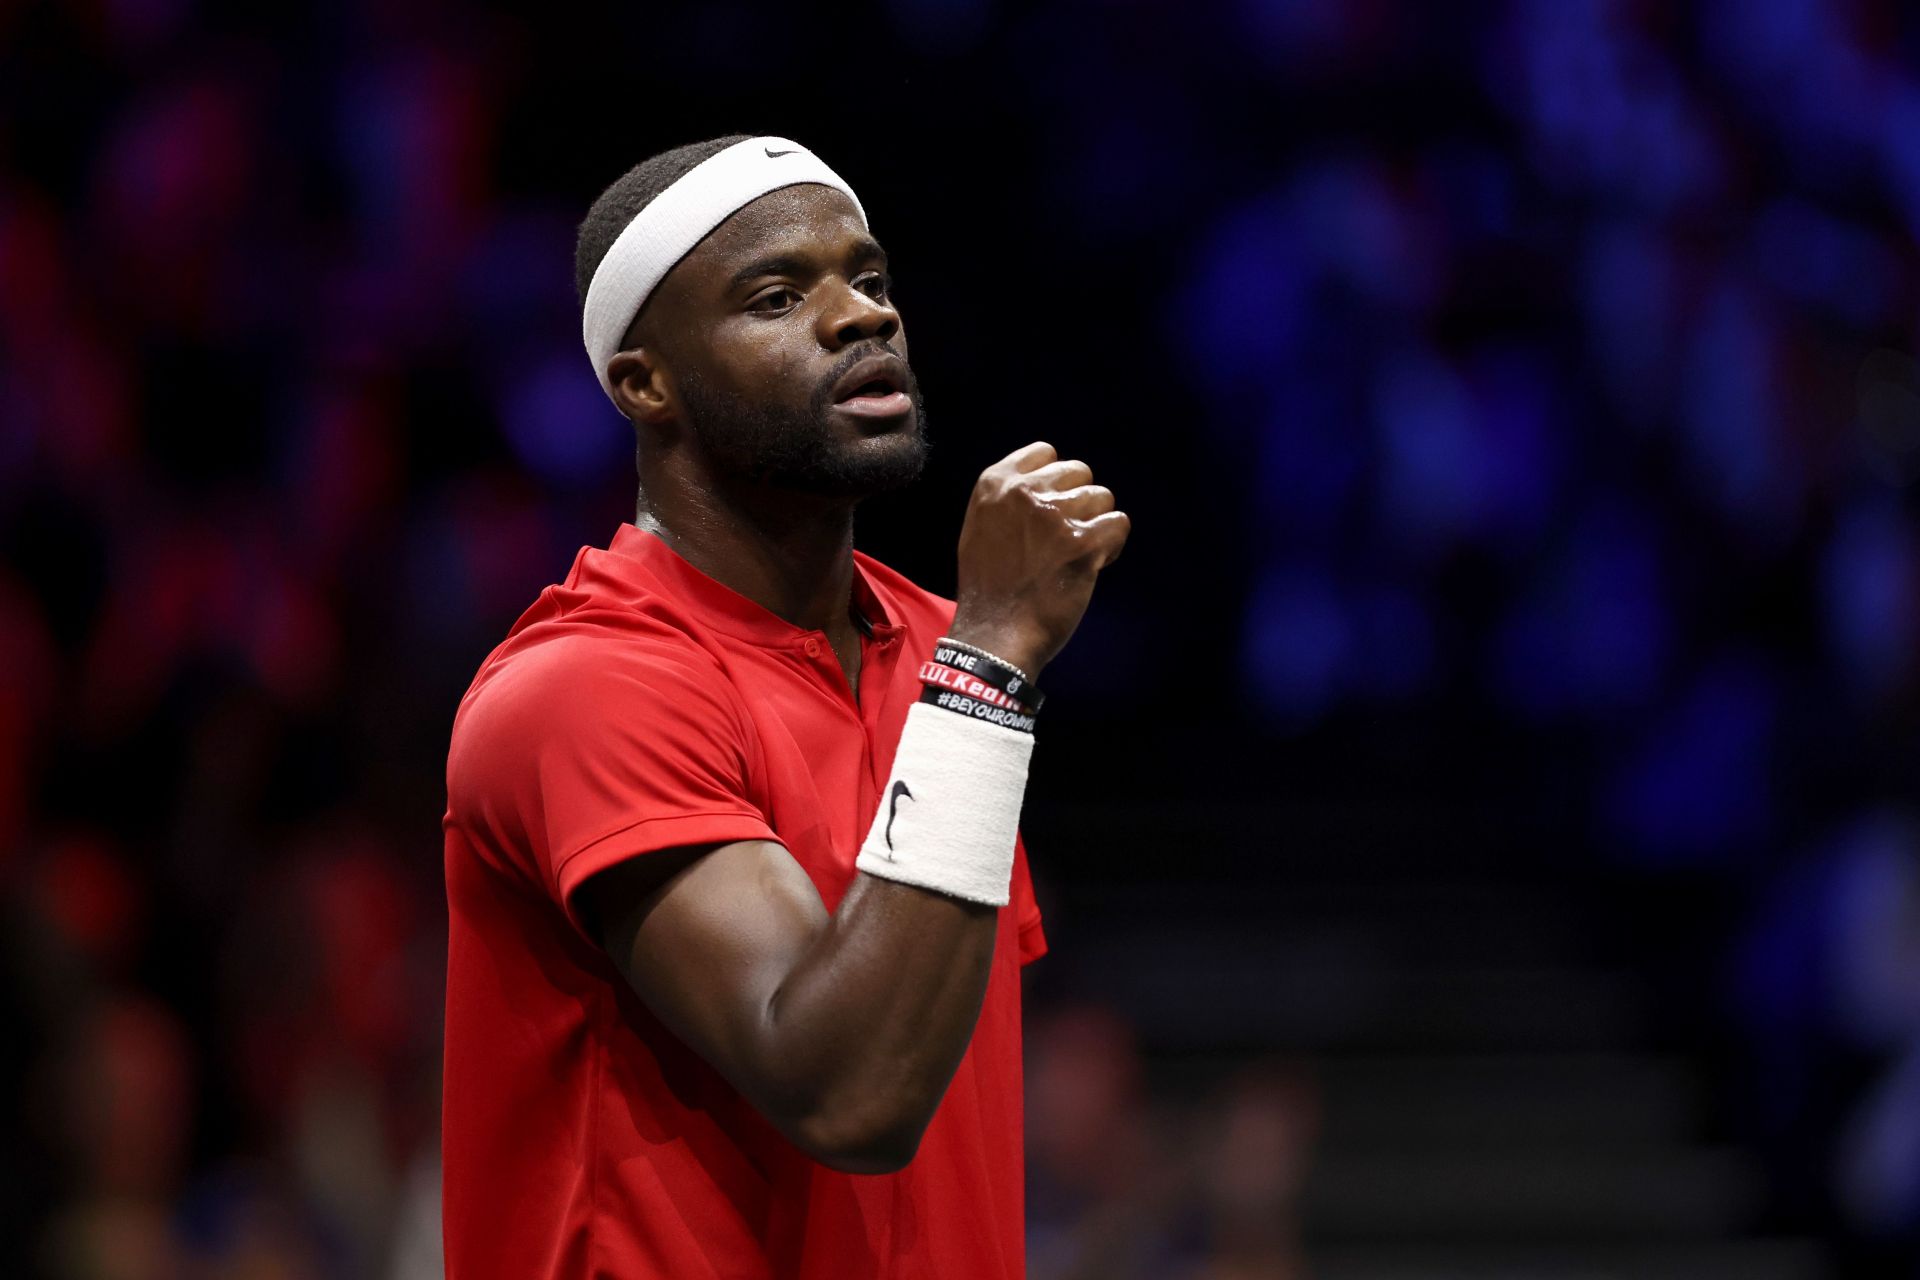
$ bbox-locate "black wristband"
[929,638,1046,713]
[917,683,1038,733]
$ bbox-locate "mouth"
[828,353,914,420]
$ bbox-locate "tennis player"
[440,134,1129,1277]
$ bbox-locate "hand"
[947,442,1130,681]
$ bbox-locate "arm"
[582,839,996,1174]
[583,442,1129,1172]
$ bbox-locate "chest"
[720,630,917,909]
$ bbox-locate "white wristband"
[856,702,1034,907]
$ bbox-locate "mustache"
[810,343,917,412]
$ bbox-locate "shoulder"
[450,621,742,770]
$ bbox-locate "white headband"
[581,136,867,403]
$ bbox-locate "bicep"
[580,839,829,1097]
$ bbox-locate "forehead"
[670,184,872,288]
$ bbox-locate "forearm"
[757,873,998,1171]
[741,651,1039,1165]
[591,829,1013,1175]
[700,694,1031,1169]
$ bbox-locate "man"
[441,134,1129,1278]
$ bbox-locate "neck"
[636,466,861,640]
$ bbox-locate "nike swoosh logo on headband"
[764,147,797,157]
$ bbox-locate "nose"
[817,278,900,349]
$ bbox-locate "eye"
[856,272,892,301]
[748,286,801,313]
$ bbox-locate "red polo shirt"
[441,522,1045,1279]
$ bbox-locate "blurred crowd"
[4,0,1920,1274]
[1159,0,1920,1253]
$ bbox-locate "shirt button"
[803,637,822,658]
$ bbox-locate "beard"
[677,351,929,498]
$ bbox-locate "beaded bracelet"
[928,638,1045,713]
[935,637,1035,687]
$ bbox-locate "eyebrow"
[726,238,890,294]
[729,254,811,293]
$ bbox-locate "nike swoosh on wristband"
[764,147,797,157]
[884,780,914,854]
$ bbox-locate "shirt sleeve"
[447,635,778,940]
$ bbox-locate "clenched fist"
[947,442,1130,681]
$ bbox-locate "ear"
[608,347,676,427]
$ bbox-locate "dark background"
[4,0,1919,1275]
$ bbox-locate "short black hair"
[573,134,754,310]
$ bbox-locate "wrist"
[944,623,1046,683]
[858,701,1033,906]
[920,637,1044,731]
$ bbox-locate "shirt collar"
[601,522,904,646]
